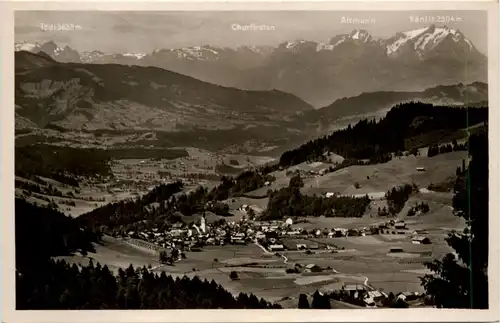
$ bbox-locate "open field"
[246,151,466,199]
[301,151,467,197]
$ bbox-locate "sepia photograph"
[2,1,499,322]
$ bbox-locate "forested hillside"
[279,102,488,167]
[15,198,281,309]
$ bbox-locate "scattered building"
[342,283,367,297]
[304,264,322,273]
[412,236,431,245]
[367,290,386,302]
[394,222,407,229]
[325,192,335,198]
[397,292,420,301]
[308,243,319,250]
[296,243,307,250]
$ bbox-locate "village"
[115,201,434,308]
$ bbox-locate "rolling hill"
[15,51,313,132]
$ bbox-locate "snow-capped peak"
[386,24,474,57]
[123,52,147,59]
[285,40,307,49]
[15,41,41,52]
[349,29,371,43]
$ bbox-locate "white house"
[285,218,293,226]
[296,244,307,250]
[325,192,335,198]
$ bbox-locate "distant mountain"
[16,25,487,107]
[15,51,313,132]
[16,41,82,63]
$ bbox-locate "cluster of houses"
[376,220,432,244]
[121,203,432,263]
[322,283,424,308]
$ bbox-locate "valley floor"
[44,149,466,308]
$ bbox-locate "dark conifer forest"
[279,102,487,167]
[15,198,281,309]
[421,133,489,308]
[262,174,370,220]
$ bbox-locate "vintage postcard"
[1,1,499,322]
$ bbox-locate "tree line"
[385,183,418,215]
[15,144,113,186]
[279,102,487,168]
[78,181,185,235]
[17,259,281,309]
[261,174,370,220]
[427,139,468,158]
[15,197,281,309]
[421,133,488,308]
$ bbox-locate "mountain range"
[16,24,487,107]
[15,49,487,155]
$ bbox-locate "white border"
[1,1,499,323]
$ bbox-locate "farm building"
[388,247,404,253]
[308,243,319,250]
[285,218,293,226]
[325,192,335,198]
[412,236,431,245]
[342,283,367,297]
[416,167,426,172]
[397,292,420,301]
[296,244,307,250]
[304,264,322,273]
[394,222,407,229]
[367,290,386,302]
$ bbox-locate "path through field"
[254,241,273,254]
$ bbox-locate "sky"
[15,10,488,54]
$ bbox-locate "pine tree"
[298,293,310,308]
[421,134,488,308]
